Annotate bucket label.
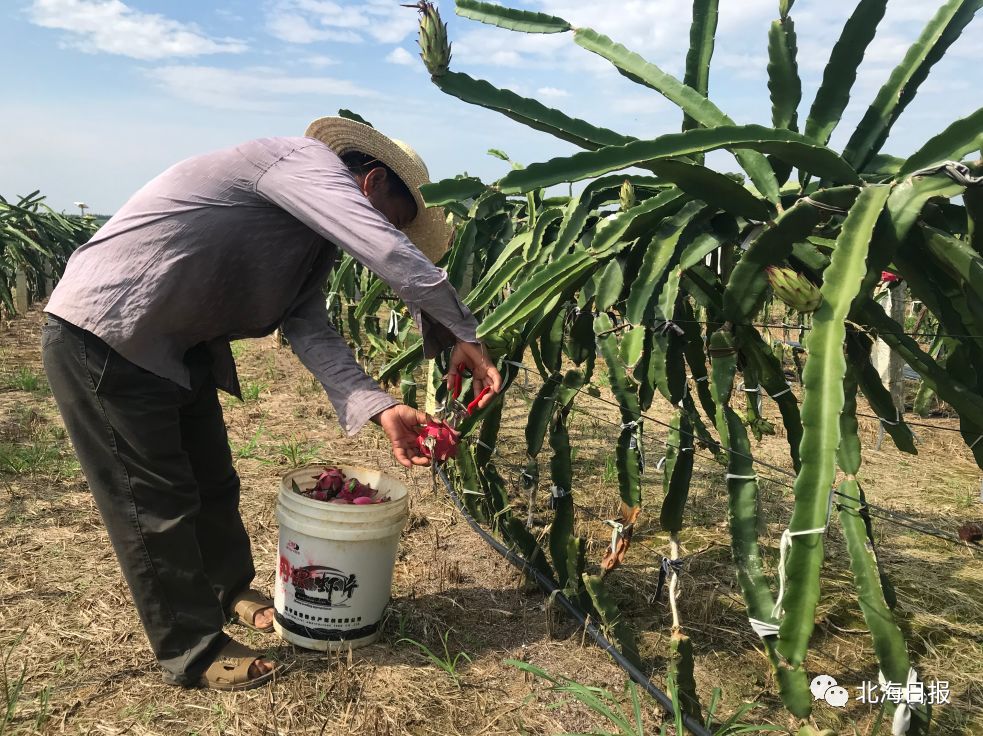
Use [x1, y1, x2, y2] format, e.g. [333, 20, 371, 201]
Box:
[280, 558, 358, 608]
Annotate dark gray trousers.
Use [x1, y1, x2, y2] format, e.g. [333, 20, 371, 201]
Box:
[41, 315, 255, 685]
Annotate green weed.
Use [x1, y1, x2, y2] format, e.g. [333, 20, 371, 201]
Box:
[703, 686, 784, 735]
[602, 455, 617, 484]
[508, 658, 644, 736]
[398, 630, 472, 687]
[239, 381, 267, 403]
[0, 441, 61, 477]
[1, 633, 28, 734]
[32, 686, 51, 733]
[272, 436, 321, 468]
[233, 423, 265, 460]
[4, 367, 46, 393]
[264, 356, 280, 382]
[508, 660, 781, 736]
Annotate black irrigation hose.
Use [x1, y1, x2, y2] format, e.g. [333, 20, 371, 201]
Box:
[435, 466, 713, 736]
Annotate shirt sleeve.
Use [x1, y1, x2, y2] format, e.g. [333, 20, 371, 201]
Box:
[280, 289, 399, 435]
[255, 142, 479, 357]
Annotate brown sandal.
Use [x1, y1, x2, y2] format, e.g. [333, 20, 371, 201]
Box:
[199, 640, 276, 691]
[230, 589, 275, 633]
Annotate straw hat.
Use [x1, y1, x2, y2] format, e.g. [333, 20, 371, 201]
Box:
[305, 116, 453, 263]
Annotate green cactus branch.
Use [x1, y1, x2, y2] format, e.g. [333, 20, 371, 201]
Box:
[496, 124, 861, 194]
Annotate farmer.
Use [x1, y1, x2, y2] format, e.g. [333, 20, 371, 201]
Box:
[41, 117, 502, 691]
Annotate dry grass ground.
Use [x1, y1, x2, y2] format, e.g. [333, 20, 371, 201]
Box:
[1, 306, 981, 735]
[0, 307, 652, 736]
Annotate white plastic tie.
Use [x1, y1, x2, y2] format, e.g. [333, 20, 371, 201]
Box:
[475, 439, 497, 455]
[910, 160, 983, 186]
[878, 668, 919, 736]
[550, 484, 569, 499]
[400, 378, 416, 386]
[748, 618, 780, 638]
[879, 408, 901, 427]
[772, 491, 835, 619]
[604, 520, 624, 555]
[969, 435, 983, 450]
[461, 488, 483, 496]
[656, 456, 668, 472]
[620, 420, 639, 431]
[694, 375, 709, 383]
[769, 384, 793, 399]
[725, 473, 757, 480]
[387, 309, 400, 335]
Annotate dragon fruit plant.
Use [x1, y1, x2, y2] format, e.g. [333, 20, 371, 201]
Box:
[324, 0, 982, 729]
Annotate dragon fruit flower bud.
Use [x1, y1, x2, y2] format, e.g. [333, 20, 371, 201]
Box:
[766, 266, 822, 314]
[414, 1, 451, 78]
[619, 179, 636, 211]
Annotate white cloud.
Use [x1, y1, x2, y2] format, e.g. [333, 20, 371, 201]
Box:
[27, 0, 247, 60]
[537, 86, 568, 98]
[267, 12, 361, 44]
[303, 54, 338, 68]
[266, 0, 419, 45]
[713, 52, 769, 81]
[147, 65, 377, 111]
[386, 47, 416, 66]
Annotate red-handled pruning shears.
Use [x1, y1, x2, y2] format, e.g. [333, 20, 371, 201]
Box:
[438, 363, 491, 429]
[416, 364, 492, 466]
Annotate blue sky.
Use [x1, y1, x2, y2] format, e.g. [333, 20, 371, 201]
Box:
[1, 0, 979, 214]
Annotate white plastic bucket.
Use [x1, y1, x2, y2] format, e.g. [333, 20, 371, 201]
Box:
[273, 464, 409, 651]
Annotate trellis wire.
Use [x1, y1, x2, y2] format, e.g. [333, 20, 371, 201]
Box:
[503, 370, 976, 549]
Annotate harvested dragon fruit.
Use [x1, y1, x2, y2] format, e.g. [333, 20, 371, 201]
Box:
[416, 419, 458, 462]
[294, 467, 390, 504]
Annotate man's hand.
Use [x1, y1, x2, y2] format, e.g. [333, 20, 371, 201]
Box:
[372, 404, 438, 468]
[447, 341, 503, 410]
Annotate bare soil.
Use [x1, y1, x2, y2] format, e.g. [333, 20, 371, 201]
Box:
[1, 306, 981, 735]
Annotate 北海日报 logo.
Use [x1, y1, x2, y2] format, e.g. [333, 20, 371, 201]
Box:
[811, 675, 850, 707]
[811, 673, 950, 708]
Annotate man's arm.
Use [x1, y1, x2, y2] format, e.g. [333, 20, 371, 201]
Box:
[280, 290, 398, 435]
[255, 143, 478, 357]
[282, 291, 437, 467]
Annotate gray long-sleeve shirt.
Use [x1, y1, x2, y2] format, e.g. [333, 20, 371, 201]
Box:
[46, 136, 479, 434]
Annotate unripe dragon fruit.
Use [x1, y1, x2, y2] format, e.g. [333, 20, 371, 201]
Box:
[766, 266, 823, 314]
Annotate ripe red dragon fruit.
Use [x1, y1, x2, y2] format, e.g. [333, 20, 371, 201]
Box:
[416, 419, 459, 462]
[295, 467, 391, 504]
[314, 467, 346, 493]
